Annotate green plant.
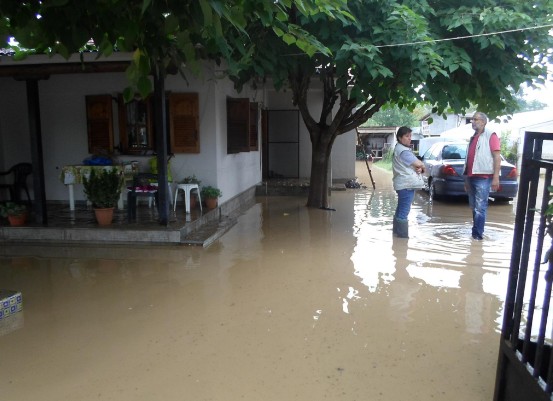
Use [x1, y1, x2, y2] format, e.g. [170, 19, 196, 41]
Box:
[82, 168, 123, 208]
[181, 174, 201, 186]
[201, 185, 222, 199]
[0, 202, 27, 217]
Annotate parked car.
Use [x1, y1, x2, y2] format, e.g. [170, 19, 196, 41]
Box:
[419, 141, 518, 200]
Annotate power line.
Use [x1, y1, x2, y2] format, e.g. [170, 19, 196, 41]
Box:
[375, 24, 553, 48]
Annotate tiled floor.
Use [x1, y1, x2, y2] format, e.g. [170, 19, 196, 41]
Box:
[0, 200, 216, 245]
[39, 201, 202, 229]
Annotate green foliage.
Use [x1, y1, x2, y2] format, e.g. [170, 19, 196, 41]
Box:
[0, 202, 27, 217]
[180, 175, 201, 186]
[364, 104, 419, 127]
[226, 1, 553, 207]
[82, 168, 123, 208]
[201, 185, 222, 199]
[375, 147, 394, 171]
[500, 130, 518, 164]
[2, 0, 552, 208]
[0, 0, 349, 99]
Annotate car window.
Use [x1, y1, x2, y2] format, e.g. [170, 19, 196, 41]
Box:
[422, 146, 435, 160]
[429, 144, 442, 160]
[442, 144, 467, 159]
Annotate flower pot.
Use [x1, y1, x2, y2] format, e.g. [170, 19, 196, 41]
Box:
[188, 194, 197, 209]
[205, 197, 218, 210]
[94, 207, 115, 226]
[8, 214, 26, 227]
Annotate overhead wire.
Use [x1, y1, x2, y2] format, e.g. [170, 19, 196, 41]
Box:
[374, 24, 553, 48]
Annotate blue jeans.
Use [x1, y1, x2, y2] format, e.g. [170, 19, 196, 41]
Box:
[465, 177, 492, 238]
[395, 189, 415, 220]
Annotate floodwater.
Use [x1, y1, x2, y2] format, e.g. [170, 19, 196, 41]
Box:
[0, 162, 517, 401]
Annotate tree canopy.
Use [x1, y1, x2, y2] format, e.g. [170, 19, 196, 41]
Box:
[0, 0, 345, 100]
[226, 0, 553, 206]
[2, 1, 552, 208]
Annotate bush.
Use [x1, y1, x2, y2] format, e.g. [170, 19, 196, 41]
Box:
[82, 168, 123, 208]
[201, 185, 222, 199]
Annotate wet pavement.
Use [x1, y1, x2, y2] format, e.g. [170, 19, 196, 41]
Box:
[0, 162, 516, 400]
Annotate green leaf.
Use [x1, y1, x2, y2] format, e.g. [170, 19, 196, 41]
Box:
[164, 14, 179, 35]
[137, 76, 152, 98]
[122, 87, 134, 103]
[199, 0, 212, 26]
[282, 33, 296, 45]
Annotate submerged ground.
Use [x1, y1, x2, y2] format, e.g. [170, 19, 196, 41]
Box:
[0, 164, 517, 400]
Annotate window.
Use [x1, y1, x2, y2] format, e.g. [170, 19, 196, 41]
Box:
[118, 95, 154, 154]
[249, 102, 259, 151]
[86, 92, 200, 155]
[85, 95, 114, 154]
[227, 97, 259, 154]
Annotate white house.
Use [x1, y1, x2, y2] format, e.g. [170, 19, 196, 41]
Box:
[0, 52, 355, 214]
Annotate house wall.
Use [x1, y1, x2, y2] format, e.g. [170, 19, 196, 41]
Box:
[424, 114, 463, 136]
[0, 66, 262, 205]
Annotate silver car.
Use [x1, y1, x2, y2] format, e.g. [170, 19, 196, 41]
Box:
[419, 141, 519, 201]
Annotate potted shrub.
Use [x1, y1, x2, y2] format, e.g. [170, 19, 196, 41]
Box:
[82, 168, 123, 225]
[0, 202, 28, 226]
[180, 175, 202, 208]
[201, 185, 222, 209]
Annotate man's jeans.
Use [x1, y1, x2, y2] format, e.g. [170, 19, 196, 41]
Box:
[395, 189, 415, 220]
[465, 177, 492, 239]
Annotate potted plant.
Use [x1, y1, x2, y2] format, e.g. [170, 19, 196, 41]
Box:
[180, 175, 202, 208]
[201, 185, 222, 209]
[82, 168, 123, 225]
[0, 202, 28, 226]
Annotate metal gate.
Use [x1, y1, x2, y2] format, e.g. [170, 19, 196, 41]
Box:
[494, 129, 553, 401]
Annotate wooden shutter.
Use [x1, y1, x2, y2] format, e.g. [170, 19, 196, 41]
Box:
[169, 93, 200, 153]
[249, 102, 259, 151]
[227, 97, 250, 154]
[86, 95, 113, 153]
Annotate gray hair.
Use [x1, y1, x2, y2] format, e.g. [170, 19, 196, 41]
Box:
[474, 111, 488, 124]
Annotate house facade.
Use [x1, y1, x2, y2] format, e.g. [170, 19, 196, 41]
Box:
[0, 53, 355, 210]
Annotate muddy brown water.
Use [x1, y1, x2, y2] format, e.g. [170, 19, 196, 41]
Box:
[0, 162, 518, 400]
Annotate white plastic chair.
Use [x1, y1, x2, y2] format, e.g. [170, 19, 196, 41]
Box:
[173, 183, 202, 214]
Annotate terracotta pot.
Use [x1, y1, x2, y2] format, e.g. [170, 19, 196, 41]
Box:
[94, 207, 114, 226]
[8, 214, 26, 227]
[205, 197, 218, 209]
[188, 194, 197, 209]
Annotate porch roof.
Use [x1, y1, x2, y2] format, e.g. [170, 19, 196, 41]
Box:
[0, 52, 132, 77]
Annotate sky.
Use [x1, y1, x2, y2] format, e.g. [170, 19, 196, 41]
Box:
[523, 81, 553, 107]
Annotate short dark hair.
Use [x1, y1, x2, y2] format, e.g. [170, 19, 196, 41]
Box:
[396, 126, 412, 142]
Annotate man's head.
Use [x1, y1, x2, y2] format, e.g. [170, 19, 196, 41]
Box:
[471, 112, 488, 133]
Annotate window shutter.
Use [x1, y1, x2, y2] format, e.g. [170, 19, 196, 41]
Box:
[169, 93, 200, 153]
[86, 95, 113, 153]
[249, 102, 259, 151]
[227, 97, 250, 154]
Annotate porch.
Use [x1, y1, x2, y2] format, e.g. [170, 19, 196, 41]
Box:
[0, 187, 257, 246]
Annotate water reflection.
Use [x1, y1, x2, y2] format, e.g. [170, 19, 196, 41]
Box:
[350, 182, 516, 337]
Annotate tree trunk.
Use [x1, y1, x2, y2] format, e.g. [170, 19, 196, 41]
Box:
[306, 132, 334, 209]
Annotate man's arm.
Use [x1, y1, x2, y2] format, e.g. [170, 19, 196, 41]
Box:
[411, 159, 425, 174]
[491, 150, 501, 191]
